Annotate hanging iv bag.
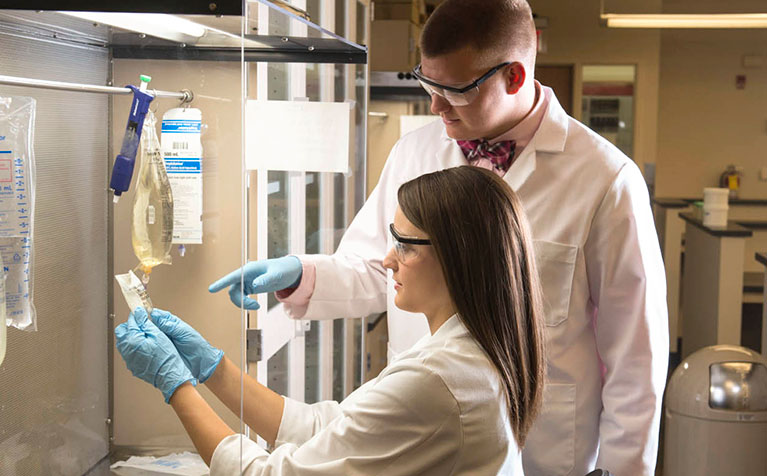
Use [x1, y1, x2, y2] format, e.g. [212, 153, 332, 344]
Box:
[0, 254, 6, 366]
[132, 110, 173, 281]
[0, 96, 37, 332]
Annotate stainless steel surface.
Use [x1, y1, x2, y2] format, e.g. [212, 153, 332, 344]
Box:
[247, 328, 262, 362]
[370, 71, 419, 87]
[709, 361, 767, 411]
[0, 29, 110, 476]
[0, 74, 193, 102]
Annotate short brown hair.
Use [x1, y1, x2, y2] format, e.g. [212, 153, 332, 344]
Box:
[398, 166, 545, 447]
[421, 0, 537, 68]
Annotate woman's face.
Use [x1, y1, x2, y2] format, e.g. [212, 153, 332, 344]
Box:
[382, 207, 454, 326]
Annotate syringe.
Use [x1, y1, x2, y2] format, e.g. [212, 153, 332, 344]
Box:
[109, 74, 154, 203]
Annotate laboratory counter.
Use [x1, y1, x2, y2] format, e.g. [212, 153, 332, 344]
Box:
[678, 212, 753, 238]
[653, 197, 767, 207]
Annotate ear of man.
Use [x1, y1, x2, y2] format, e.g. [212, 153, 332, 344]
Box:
[506, 62, 526, 95]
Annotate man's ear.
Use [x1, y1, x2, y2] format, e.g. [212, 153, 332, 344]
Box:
[506, 62, 526, 94]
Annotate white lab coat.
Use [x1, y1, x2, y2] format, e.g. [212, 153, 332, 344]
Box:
[290, 86, 668, 476]
[210, 315, 523, 475]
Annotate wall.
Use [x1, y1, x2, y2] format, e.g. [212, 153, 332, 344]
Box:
[112, 59, 246, 449]
[532, 0, 662, 171]
[534, 0, 767, 199]
[656, 24, 767, 198]
[367, 100, 413, 195]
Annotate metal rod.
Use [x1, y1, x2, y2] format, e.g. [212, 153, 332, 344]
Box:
[0, 74, 193, 102]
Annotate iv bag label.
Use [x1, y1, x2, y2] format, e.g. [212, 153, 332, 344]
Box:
[0, 150, 30, 236]
[0, 159, 11, 182]
[161, 109, 202, 245]
[0, 237, 31, 324]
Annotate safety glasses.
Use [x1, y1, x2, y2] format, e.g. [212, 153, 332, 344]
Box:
[412, 62, 511, 106]
[389, 223, 431, 262]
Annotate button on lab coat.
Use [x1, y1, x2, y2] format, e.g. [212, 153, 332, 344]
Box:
[287, 86, 669, 476]
[210, 315, 523, 475]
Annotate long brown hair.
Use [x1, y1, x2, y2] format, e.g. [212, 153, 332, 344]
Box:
[398, 166, 545, 447]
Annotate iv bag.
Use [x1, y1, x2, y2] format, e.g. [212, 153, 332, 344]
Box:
[0, 96, 37, 331]
[0, 253, 6, 366]
[132, 110, 173, 281]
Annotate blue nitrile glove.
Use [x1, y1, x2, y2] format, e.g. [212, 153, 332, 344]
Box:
[151, 308, 224, 383]
[208, 256, 303, 311]
[115, 307, 197, 403]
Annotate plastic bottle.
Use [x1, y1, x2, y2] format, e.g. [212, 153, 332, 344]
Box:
[131, 110, 174, 282]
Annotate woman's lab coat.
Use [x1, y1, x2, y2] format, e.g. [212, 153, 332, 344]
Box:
[287, 86, 669, 476]
[210, 315, 523, 475]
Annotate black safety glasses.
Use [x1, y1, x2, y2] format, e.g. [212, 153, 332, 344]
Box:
[412, 62, 511, 106]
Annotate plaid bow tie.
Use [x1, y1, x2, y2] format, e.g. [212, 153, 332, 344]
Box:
[457, 139, 516, 174]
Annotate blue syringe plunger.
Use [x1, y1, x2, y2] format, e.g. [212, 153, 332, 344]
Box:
[109, 76, 154, 201]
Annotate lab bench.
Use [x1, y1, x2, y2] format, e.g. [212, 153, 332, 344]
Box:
[653, 198, 767, 354]
[757, 252, 767, 358]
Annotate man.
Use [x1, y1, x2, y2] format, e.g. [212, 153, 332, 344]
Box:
[210, 1, 668, 474]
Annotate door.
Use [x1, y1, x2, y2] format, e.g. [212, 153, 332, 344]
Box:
[535, 64, 574, 116]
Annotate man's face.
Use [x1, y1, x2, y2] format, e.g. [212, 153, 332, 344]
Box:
[420, 47, 518, 140]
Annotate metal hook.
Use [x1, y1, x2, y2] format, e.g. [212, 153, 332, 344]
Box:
[179, 89, 194, 107]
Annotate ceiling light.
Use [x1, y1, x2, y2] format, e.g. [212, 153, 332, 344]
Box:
[60, 12, 207, 40]
[602, 13, 767, 29]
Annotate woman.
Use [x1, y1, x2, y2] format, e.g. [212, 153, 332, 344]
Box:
[115, 166, 546, 475]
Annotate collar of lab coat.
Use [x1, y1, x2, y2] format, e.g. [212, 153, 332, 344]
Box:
[437, 85, 570, 191]
[407, 313, 469, 354]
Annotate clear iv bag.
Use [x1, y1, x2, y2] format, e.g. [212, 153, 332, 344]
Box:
[0, 253, 6, 366]
[132, 110, 173, 281]
[0, 96, 37, 331]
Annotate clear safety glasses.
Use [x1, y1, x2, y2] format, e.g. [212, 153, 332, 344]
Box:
[389, 223, 431, 262]
[412, 62, 511, 106]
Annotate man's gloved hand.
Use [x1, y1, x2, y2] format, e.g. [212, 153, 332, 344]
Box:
[115, 307, 197, 403]
[208, 256, 302, 310]
[151, 308, 224, 383]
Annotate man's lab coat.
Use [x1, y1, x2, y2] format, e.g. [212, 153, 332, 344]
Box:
[290, 87, 669, 476]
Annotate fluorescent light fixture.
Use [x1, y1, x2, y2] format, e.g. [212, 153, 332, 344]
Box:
[60, 12, 207, 41]
[602, 13, 767, 29]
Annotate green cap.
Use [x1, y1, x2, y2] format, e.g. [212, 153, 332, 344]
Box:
[140, 74, 152, 83]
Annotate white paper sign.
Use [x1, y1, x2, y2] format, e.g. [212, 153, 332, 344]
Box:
[400, 115, 440, 138]
[246, 100, 350, 173]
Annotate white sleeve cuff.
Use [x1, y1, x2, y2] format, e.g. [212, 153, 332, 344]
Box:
[275, 396, 343, 447]
[210, 434, 268, 476]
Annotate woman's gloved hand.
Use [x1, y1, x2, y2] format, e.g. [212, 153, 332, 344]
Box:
[115, 307, 197, 403]
[151, 308, 224, 383]
[208, 256, 303, 310]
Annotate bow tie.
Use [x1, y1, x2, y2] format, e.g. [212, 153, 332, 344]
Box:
[457, 139, 516, 174]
